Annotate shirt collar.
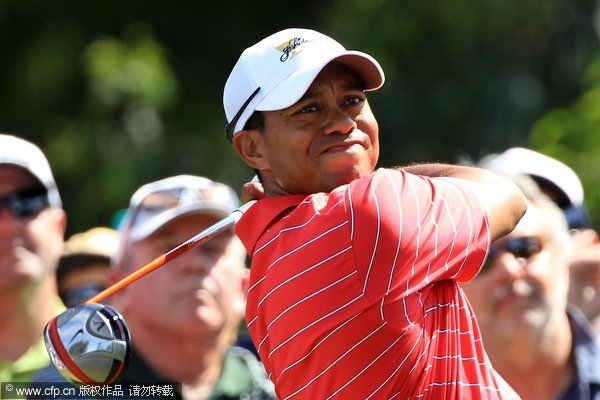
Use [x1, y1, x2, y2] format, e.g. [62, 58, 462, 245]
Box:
[235, 195, 306, 255]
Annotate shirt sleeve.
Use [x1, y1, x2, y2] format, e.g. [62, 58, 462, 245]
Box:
[346, 168, 490, 302]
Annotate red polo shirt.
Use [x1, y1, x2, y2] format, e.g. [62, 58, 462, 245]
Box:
[236, 168, 519, 400]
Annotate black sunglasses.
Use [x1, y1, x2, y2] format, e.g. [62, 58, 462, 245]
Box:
[481, 236, 543, 272]
[0, 188, 51, 218]
[61, 284, 106, 308]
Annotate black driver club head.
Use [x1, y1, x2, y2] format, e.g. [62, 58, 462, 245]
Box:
[44, 303, 130, 385]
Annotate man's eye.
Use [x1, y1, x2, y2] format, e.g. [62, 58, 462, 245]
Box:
[345, 96, 364, 106]
[298, 105, 318, 114]
[162, 243, 178, 253]
[201, 243, 226, 256]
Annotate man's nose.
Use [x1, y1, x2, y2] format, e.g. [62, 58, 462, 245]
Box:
[323, 106, 357, 136]
[494, 252, 528, 280]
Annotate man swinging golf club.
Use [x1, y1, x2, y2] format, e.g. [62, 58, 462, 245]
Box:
[224, 27, 527, 399]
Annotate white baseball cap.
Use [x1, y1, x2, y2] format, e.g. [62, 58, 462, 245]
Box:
[223, 28, 385, 140]
[0, 133, 62, 208]
[113, 175, 241, 268]
[117, 175, 240, 244]
[481, 147, 591, 229]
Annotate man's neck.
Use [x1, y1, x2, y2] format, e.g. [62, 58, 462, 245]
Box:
[486, 314, 575, 400]
[130, 321, 230, 398]
[0, 278, 58, 361]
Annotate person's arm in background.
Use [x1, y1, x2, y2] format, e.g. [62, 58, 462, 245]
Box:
[401, 163, 527, 242]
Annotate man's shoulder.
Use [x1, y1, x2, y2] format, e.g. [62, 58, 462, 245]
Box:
[29, 363, 68, 383]
[4, 335, 52, 383]
[211, 346, 276, 400]
[567, 306, 600, 389]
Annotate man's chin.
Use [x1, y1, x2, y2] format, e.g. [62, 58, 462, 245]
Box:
[172, 312, 224, 336]
[492, 302, 547, 330]
[0, 272, 38, 293]
[326, 163, 373, 186]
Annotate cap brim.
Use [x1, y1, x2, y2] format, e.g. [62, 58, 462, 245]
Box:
[483, 147, 585, 207]
[0, 162, 46, 187]
[255, 50, 384, 112]
[0, 162, 62, 208]
[129, 203, 233, 242]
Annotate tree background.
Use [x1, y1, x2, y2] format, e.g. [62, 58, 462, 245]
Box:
[1, 0, 599, 235]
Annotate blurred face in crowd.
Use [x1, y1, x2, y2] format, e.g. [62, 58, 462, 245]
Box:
[116, 213, 249, 340]
[0, 165, 65, 293]
[59, 262, 109, 308]
[235, 62, 380, 195]
[462, 201, 570, 338]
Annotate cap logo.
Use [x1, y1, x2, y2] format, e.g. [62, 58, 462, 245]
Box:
[277, 37, 314, 62]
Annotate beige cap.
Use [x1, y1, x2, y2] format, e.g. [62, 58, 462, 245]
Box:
[63, 227, 120, 259]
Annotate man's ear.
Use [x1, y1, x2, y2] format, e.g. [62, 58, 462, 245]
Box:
[51, 208, 67, 236]
[232, 130, 269, 171]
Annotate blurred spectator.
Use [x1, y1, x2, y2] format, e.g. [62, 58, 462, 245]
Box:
[481, 147, 600, 335]
[569, 230, 600, 334]
[462, 174, 600, 399]
[57, 227, 119, 307]
[110, 175, 275, 399]
[0, 134, 66, 382]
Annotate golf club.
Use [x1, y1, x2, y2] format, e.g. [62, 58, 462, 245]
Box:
[44, 200, 255, 385]
[88, 199, 254, 304]
[44, 303, 130, 385]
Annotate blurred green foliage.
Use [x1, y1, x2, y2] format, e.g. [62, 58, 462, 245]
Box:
[1, 0, 599, 234]
[530, 52, 600, 228]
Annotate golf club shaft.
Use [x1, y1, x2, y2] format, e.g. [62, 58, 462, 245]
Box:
[85, 200, 255, 304]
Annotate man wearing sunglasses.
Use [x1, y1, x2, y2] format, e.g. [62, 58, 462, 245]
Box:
[461, 175, 600, 399]
[224, 28, 527, 399]
[0, 134, 67, 382]
[109, 175, 276, 399]
[482, 147, 600, 336]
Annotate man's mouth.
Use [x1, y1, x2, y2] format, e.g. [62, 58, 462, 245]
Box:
[322, 140, 364, 154]
[493, 280, 536, 310]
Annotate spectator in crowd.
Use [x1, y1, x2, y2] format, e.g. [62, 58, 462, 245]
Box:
[461, 174, 600, 399]
[224, 27, 526, 399]
[570, 242, 600, 334]
[56, 226, 119, 307]
[0, 134, 66, 382]
[481, 147, 600, 335]
[110, 175, 275, 399]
